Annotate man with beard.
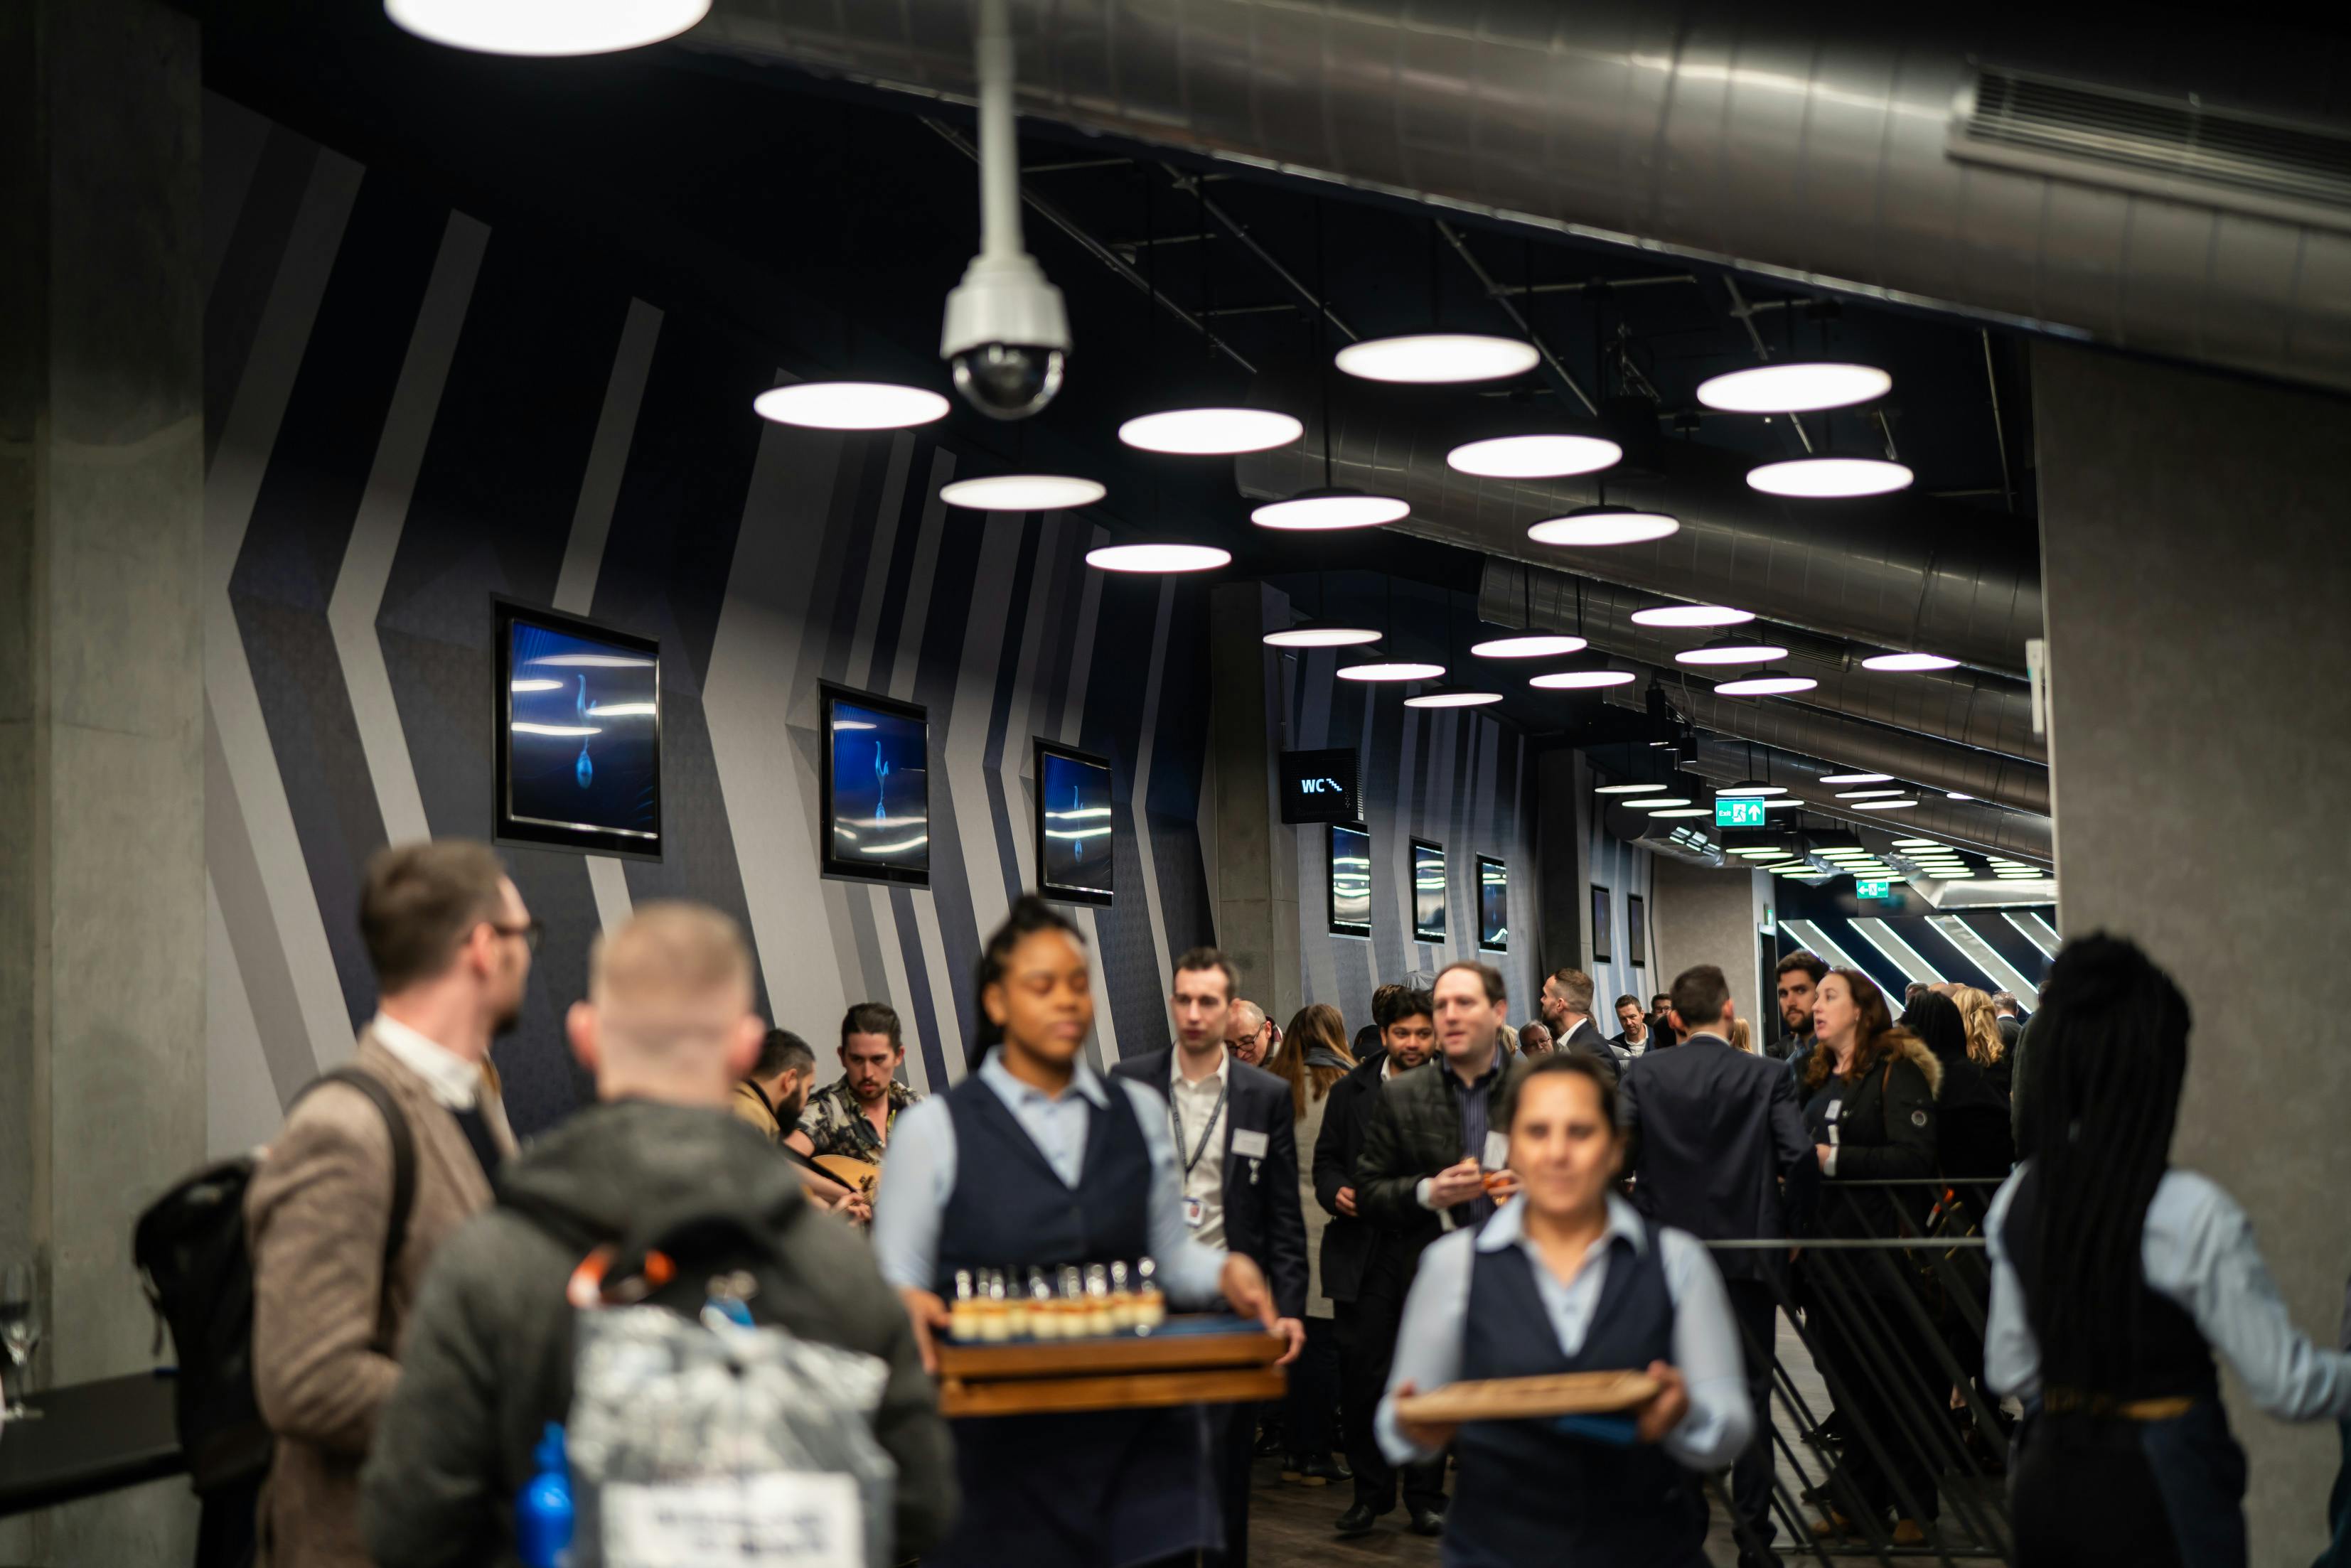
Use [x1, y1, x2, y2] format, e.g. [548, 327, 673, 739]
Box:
[791, 1002, 923, 1177]
[247, 839, 527, 1568]
[1538, 969, 1621, 1087]
[1770, 950, 1827, 1070]
[737, 1028, 868, 1219]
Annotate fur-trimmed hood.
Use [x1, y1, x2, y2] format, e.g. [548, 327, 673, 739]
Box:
[1878, 1027, 1944, 1100]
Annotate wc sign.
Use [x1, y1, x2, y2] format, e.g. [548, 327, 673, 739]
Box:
[1280, 748, 1361, 824]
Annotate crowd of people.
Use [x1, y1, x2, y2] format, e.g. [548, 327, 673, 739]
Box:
[217, 836, 2351, 1568]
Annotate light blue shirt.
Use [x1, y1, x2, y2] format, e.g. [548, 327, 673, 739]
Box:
[1376, 1193, 1753, 1472]
[871, 1048, 1228, 1306]
[1985, 1164, 2351, 1420]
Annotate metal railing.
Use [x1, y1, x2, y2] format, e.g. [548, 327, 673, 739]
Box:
[1701, 1178, 2017, 1567]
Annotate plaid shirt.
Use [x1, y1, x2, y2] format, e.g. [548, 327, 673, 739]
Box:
[796, 1076, 921, 1159]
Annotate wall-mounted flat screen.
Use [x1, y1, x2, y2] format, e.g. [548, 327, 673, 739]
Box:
[1329, 823, 1372, 938]
[1411, 839, 1447, 943]
[1478, 856, 1509, 952]
[1590, 884, 1612, 963]
[1627, 893, 1648, 967]
[1035, 739, 1114, 906]
[821, 684, 929, 886]
[495, 601, 662, 859]
[1281, 747, 1361, 825]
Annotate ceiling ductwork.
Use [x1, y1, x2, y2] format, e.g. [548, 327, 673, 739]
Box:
[692, 1, 2351, 399]
[1239, 390, 2041, 679]
[1482, 559, 2042, 766]
[1682, 739, 2053, 864]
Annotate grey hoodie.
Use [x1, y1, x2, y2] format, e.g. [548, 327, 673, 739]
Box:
[358, 1099, 955, 1568]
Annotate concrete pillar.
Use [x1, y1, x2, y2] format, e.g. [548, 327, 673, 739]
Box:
[2035, 343, 2351, 1566]
[1206, 583, 1303, 1027]
[1645, 859, 1767, 1033]
[0, 0, 205, 1557]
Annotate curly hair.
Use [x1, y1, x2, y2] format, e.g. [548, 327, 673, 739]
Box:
[1950, 985, 2005, 1066]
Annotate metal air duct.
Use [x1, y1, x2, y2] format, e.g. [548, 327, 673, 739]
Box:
[1681, 739, 2052, 863]
[691, 1, 2351, 398]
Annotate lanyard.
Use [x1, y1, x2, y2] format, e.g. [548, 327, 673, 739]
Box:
[1169, 1078, 1229, 1180]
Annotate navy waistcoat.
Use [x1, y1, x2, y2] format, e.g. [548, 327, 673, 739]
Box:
[934, 1070, 1154, 1294]
[1448, 1222, 1706, 1568]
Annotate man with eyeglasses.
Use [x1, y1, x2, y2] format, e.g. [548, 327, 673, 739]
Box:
[246, 838, 528, 1568]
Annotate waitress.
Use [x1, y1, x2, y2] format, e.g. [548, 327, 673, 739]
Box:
[1377, 1053, 1750, 1567]
[1987, 935, 2351, 1568]
[872, 894, 1278, 1568]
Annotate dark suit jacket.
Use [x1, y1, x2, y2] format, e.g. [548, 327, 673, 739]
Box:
[1357, 1054, 1528, 1266]
[1111, 1046, 1309, 1320]
[1311, 1051, 1386, 1303]
[1618, 1032, 1817, 1283]
[1558, 1016, 1622, 1086]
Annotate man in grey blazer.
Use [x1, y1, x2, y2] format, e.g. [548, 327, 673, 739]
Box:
[245, 839, 527, 1568]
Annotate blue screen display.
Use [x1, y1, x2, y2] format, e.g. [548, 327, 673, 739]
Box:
[506, 621, 658, 841]
[1413, 842, 1446, 942]
[830, 700, 928, 876]
[1479, 858, 1509, 950]
[1039, 750, 1114, 898]
[1330, 825, 1372, 935]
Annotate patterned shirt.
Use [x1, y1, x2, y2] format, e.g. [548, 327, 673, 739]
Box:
[797, 1075, 921, 1160]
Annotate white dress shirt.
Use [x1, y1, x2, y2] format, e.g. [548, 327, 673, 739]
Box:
[1377, 1192, 1752, 1473]
[369, 1011, 485, 1111]
[1169, 1047, 1232, 1248]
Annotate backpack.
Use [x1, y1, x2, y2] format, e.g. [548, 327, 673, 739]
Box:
[133, 1069, 416, 1493]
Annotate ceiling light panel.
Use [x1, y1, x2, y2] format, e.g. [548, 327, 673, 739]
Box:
[1715, 676, 1819, 696]
[1335, 333, 1541, 384]
[1120, 408, 1304, 455]
[1251, 491, 1411, 530]
[1747, 457, 1915, 498]
[1675, 643, 1789, 665]
[1263, 625, 1381, 648]
[1631, 603, 1755, 628]
[754, 382, 948, 430]
[387, 0, 710, 54]
[1527, 508, 1681, 547]
[1530, 670, 1637, 689]
[1696, 362, 1893, 414]
[1403, 689, 1504, 707]
[1472, 634, 1588, 658]
[1447, 434, 1622, 478]
[1822, 773, 1895, 785]
[943, 474, 1106, 511]
[1863, 651, 1961, 672]
[1086, 544, 1231, 574]
[1337, 661, 1447, 682]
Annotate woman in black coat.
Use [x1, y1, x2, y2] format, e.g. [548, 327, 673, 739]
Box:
[1902, 992, 2016, 1207]
[1798, 967, 1944, 1545]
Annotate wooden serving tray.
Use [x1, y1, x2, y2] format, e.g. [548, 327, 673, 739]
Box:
[938, 1315, 1286, 1419]
[1392, 1370, 1659, 1424]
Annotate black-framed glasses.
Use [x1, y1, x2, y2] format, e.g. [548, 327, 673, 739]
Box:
[488, 918, 544, 954]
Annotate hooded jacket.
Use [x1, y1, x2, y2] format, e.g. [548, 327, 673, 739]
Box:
[358, 1100, 955, 1568]
[1798, 1028, 1943, 1242]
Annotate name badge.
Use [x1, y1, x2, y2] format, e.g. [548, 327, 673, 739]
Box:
[1231, 1128, 1269, 1160]
[1483, 1131, 1511, 1170]
[1183, 1194, 1206, 1229]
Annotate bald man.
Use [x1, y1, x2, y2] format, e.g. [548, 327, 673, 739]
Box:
[1228, 999, 1273, 1067]
[361, 902, 956, 1567]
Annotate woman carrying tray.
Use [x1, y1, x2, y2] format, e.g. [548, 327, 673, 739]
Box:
[1378, 1053, 1750, 1567]
[873, 894, 1280, 1568]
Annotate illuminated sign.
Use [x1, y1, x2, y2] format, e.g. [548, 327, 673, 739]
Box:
[1855, 879, 1893, 900]
[1715, 798, 1768, 828]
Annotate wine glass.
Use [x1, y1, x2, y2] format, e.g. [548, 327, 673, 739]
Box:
[1, 1263, 43, 1422]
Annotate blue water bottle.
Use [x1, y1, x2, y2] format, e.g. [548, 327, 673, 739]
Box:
[517, 1422, 574, 1568]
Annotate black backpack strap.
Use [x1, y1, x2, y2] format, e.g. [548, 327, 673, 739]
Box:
[299, 1068, 417, 1284]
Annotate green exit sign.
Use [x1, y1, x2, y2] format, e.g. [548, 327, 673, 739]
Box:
[1715, 798, 1768, 827]
[1856, 879, 1893, 900]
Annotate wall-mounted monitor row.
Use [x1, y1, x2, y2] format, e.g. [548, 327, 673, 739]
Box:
[1324, 825, 1506, 952]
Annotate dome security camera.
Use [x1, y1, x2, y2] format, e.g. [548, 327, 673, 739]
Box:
[941, 250, 1069, 420]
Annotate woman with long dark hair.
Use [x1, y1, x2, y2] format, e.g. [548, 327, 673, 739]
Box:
[871, 895, 1280, 1567]
[1378, 1053, 1750, 1567]
[1271, 1003, 1355, 1483]
[1987, 935, 2351, 1567]
[1799, 967, 1946, 1545]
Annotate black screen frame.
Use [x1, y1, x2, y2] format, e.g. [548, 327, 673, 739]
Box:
[1327, 822, 1373, 939]
[1627, 893, 1648, 967]
[1590, 884, 1612, 963]
[492, 598, 665, 861]
[1410, 837, 1447, 944]
[819, 681, 931, 888]
[1032, 737, 1115, 908]
[1477, 854, 1509, 952]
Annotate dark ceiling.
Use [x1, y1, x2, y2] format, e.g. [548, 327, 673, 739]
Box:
[189, 1, 2041, 751]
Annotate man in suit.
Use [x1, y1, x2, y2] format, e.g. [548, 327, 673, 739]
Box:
[246, 839, 526, 1568]
[1538, 967, 1622, 1087]
[1316, 986, 1445, 1538]
[1112, 947, 1306, 1567]
[1619, 962, 1819, 1568]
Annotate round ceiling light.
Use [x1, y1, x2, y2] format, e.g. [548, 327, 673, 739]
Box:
[1528, 505, 1681, 547]
[943, 474, 1107, 511]
[1674, 642, 1789, 666]
[386, 0, 710, 53]
[1852, 798, 1921, 811]
[1714, 675, 1819, 696]
[1648, 807, 1714, 819]
[1717, 783, 1789, 797]
[1334, 333, 1541, 385]
[1632, 603, 1755, 628]
[1696, 362, 1893, 414]
[1404, 689, 1504, 708]
[1473, 633, 1590, 659]
[1632, 798, 1694, 810]
[1085, 543, 1231, 574]
[1762, 796, 1805, 809]
[1594, 781, 1668, 795]
[1732, 847, 1790, 858]
[1338, 660, 1447, 682]
[1946, 791, 1975, 801]
[753, 381, 949, 431]
[1263, 623, 1382, 648]
[1863, 650, 1962, 672]
[1447, 434, 1622, 478]
[1747, 456, 1915, 498]
[1836, 788, 1908, 799]
[1251, 488, 1410, 530]
[1530, 669, 1637, 689]
[1119, 407, 1303, 456]
[1821, 772, 1893, 785]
